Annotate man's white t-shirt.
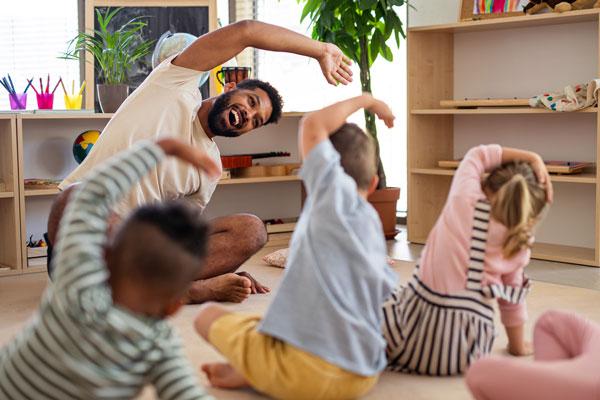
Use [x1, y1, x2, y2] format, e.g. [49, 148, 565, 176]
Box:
[60, 55, 221, 218]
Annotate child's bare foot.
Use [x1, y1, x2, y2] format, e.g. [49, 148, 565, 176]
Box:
[202, 363, 249, 389]
[187, 274, 252, 303]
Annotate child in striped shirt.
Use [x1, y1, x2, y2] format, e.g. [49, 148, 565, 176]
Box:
[0, 139, 220, 399]
[383, 145, 551, 375]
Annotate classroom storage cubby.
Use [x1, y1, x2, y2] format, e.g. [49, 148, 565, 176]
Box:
[408, 9, 600, 267]
[0, 110, 304, 276]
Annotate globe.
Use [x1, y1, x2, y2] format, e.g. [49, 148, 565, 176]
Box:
[152, 31, 209, 86]
[73, 130, 100, 164]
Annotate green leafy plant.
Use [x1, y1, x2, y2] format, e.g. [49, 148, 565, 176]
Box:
[298, 0, 407, 188]
[61, 8, 154, 85]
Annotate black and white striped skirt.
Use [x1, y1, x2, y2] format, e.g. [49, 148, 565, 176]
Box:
[382, 274, 496, 376]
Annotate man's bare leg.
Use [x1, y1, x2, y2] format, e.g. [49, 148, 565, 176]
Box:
[194, 304, 250, 389]
[48, 192, 267, 303]
[187, 213, 269, 303]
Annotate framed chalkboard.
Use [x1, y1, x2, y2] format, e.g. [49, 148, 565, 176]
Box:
[84, 0, 217, 110]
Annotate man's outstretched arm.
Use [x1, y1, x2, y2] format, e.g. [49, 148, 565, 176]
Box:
[173, 20, 353, 86]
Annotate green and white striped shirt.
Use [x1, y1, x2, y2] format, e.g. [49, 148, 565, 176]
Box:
[0, 141, 212, 400]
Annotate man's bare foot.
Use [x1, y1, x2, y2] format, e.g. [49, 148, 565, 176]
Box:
[187, 274, 252, 303]
[202, 363, 249, 389]
[236, 271, 270, 294]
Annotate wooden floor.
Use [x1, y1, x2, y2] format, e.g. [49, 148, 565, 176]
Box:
[1, 234, 599, 399]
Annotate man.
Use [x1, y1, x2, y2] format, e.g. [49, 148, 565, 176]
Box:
[50, 19, 353, 303]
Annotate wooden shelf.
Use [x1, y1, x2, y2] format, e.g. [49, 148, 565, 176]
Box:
[266, 222, 297, 234]
[409, 8, 600, 33]
[24, 188, 61, 197]
[412, 108, 598, 115]
[218, 175, 300, 185]
[411, 168, 597, 184]
[0, 192, 14, 199]
[411, 168, 456, 177]
[19, 112, 114, 120]
[532, 243, 596, 267]
[15, 112, 302, 120]
[21, 177, 301, 193]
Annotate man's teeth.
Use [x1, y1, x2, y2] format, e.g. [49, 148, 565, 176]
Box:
[232, 109, 240, 126]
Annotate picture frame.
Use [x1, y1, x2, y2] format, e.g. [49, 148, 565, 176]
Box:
[84, 0, 217, 110]
[459, 0, 528, 21]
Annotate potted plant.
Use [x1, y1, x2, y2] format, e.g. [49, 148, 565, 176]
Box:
[61, 7, 154, 113]
[298, 0, 407, 238]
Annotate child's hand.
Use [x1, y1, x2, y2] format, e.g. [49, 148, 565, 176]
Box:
[530, 154, 553, 204]
[157, 138, 221, 179]
[507, 340, 533, 357]
[367, 97, 395, 128]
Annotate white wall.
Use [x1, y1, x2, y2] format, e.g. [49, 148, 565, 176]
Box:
[408, 0, 460, 27]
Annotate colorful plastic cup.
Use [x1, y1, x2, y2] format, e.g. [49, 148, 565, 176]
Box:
[8, 93, 27, 110]
[64, 94, 82, 110]
[36, 93, 54, 110]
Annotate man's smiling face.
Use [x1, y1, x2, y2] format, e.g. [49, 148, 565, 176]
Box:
[207, 87, 273, 137]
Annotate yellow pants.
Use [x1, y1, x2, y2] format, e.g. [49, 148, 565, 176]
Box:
[209, 313, 378, 400]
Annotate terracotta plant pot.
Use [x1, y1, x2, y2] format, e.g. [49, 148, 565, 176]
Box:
[368, 187, 401, 240]
[97, 84, 129, 113]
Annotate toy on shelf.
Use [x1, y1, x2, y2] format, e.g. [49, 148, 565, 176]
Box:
[26, 235, 48, 267]
[530, 79, 600, 111]
[438, 159, 593, 174]
[73, 129, 100, 164]
[24, 178, 61, 190]
[523, 0, 599, 14]
[0, 181, 5, 192]
[220, 152, 291, 169]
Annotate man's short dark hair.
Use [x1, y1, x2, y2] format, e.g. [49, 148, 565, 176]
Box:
[236, 79, 283, 125]
[329, 123, 377, 190]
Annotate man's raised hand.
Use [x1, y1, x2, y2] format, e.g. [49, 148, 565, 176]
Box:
[318, 43, 353, 86]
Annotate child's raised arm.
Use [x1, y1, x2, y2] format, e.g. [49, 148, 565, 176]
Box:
[298, 93, 395, 159]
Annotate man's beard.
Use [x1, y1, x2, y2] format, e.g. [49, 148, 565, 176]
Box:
[207, 91, 240, 138]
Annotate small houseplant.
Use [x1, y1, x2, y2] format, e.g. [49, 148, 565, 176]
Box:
[298, 0, 407, 238]
[61, 7, 154, 113]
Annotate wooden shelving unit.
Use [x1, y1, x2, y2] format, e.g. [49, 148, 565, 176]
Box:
[0, 115, 21, 275]
[408, 9, 600, 267]
[0, 111, 303, 275]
